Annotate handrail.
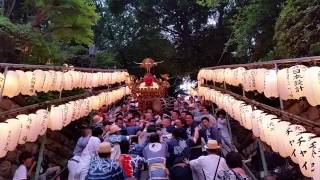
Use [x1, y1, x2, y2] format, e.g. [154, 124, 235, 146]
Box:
[0, 63, 127, 72]
[202, 56, 320, 69]
[202, 84, 320, 135]
[0, 85, 126, 120]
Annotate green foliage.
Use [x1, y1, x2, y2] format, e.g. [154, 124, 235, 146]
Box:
[197, 0, 227, 8]
[0, 15, 17, 32]
[274, 0, 320, 57]
[26, 0, 99, 45]
[95, 51, 118, 68]
[227, 0, 284, 60]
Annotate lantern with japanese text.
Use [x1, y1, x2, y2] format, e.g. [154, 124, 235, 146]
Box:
[28, 114, 42, 142]
[5, 118, 21, 151]
[288, 65, 307, 99]
[36, 109, 49, 135]
[33, 70, 46, 92]
[17, 114, 31, 144]
[277, 68, 294, 100]
[284, 125, 306, 158]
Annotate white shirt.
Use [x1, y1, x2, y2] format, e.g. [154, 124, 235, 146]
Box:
[81, 136, 101, 157]
[190, 154, 229, 180]
[13, 165, 27, 180]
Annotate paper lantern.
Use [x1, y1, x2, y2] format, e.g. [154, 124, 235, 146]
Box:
[241, 105, 253, 130]
[48, 106, 63, 131]
[289, 133, 315, 164]
[16, 114, 32, 144]
[304, 67, 320, 106]
[5, 118, 21, 151]
[277, 68, 294, 100]
[251, 110, 264, 137]
[294, 134, 317, 177]
[36, 109, 49, 135]
[85, 73, 93, 88]
[276, 121, 291, 157]
[53, 71, 63, 91]
[288, 65, 307, 99]
[2, 71, 20, 98]
[0, 123, 9, 158]
[284, 125, 306, 158]
[261, 114, 277, 145]
[63, 71, 73, 90]
[33, 70, 46, 92]
[255, 68, 267, 93]
[28, 114, 42, 142]
[243, 70, 256, 92]
[43, 71, 54, 93]
[268, 118, 281, 152]
[58, 104, 70, 127]
[310, 138, 320, 180]
[264, 69, 278, 98]
[20, 71, 36, 96]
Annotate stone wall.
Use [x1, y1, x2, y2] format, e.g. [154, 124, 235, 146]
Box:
[0, 130, 75, 180]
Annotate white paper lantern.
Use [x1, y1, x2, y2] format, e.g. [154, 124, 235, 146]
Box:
[16, 114, 31, 144]
[264, 69, 278, 98]
[276, 121, 291, 157]
[20, 71, 36, 96]
[303, 67, 320, 106]
[294, 134, 317, 177]
[277, 68, 294, 100]
[251, 110, 263, 137]
[33, 70, 46, 92]
[261, 114, 277, 145]
[255, 68, 267, 93]
[288, 65, 307, 99]
[243, 70, 256, 92]
[5, 118, 21, 151]
[310, 138, 320, 180]
[0, 123, 9, 158]
[48, 106, 63, 131]
[268, 118, 281, 152]
[284, 125, 306, 158]
[289, 133, 315, 164]
[28, 114, 42, 142]
[2, 71, 20, 98]
[43, 71, 54, 93]
[63, 71, 73, 90]
[53, 71, 63, 91]
[58, 104, 70, 127]
[36, 109, 49, 135]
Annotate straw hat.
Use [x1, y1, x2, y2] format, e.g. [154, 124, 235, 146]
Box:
[97, 142, 112, 153]
[109, 124, 121, 134]
[206, 140, 220, 150]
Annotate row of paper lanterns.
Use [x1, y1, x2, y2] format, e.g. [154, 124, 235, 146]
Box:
[0, 70, 129, 98]
[198, 65, 320, 106]
[0, 86, 130, 158]
[199, 86, 320, 179]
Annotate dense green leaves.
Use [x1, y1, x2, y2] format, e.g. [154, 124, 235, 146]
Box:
[274, 0, 320, 57]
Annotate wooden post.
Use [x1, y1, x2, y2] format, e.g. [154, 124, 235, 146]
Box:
[274, 63, 284, 110]
[34, 134, 47, 180]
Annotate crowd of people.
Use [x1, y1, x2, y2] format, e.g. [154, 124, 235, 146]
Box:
[13, 96, 252, 180]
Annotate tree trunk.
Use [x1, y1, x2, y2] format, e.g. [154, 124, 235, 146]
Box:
[5, 0, 16, 18]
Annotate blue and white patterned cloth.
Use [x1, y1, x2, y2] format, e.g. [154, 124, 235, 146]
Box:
[86, 156, 124, 180]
